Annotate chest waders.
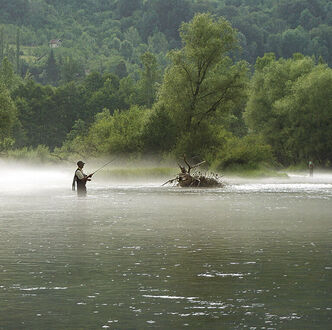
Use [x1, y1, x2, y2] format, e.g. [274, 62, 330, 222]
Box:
[72, 169, 87, 196]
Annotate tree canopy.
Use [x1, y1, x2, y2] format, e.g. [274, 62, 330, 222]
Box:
[245, 53, 332, 165]
[0, 0, 331, 88]
[0, 5, 331, 170]
[156, 13, 248, 156]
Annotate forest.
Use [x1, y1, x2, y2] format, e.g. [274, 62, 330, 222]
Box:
[0, 0, 332, 171]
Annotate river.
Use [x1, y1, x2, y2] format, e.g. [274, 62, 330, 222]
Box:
[0, 164, 331, 329]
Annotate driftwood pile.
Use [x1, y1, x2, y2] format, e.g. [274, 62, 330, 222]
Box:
[163, 156, 224, 188]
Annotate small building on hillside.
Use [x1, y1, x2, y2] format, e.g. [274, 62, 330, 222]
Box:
[49, 39, 62, 48]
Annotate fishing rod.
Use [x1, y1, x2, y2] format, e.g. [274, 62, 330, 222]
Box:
[90, 158, 117, 176]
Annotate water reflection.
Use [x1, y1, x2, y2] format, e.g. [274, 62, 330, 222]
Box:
[0, 165, 331, 328]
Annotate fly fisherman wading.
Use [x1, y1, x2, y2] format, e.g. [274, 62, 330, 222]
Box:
[72, 161, 93, 196]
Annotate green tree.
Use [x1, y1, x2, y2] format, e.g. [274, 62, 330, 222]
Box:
[110, 37, 121, 51]
[157, 13, 248, 155]
[83, 72, 104, 93]
[52, 82, 85, 133]
[0, 57, 18, 90]
[276, 0, 309, 27]
[152, 0, 193, 40]
[116, 0, 141, 17]
[120, 40, 133, 59]
[46, 49, 59, 85]
[274, 65, 332, 164]
[75, 106, 149, 156]
[124, 27, 142, 47]
[16, 28, 20, 74]
[59, 56, 84, 83]
[118, 75, 139, 107]
[0, 0, 30, 24]
[299, 9, 318, 30]
[281, 27, 309, 57]
[147, 31, 169, 54]
[139, 10, 159, 41]
[141, 103, 177, 153]
[13, 80, 56, 148]
[84, 73, 129, 117]
[113, 60, 127, 78]
[0, 26, 4, 63]
[309, 24, 332, 65]
[0, 83, 17, 142]
[211, 134, 274, 171]
[244, 53, 323, 165]
[137, 52, 160, 107]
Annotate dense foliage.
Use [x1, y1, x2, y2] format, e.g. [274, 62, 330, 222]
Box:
[0, 0, 331, 85]
[245, 53, 332, 165]
[155, 14, 248, 158]
[0, 2, 331, 170]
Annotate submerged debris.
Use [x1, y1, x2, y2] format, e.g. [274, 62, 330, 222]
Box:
[163, 156, 224, 188]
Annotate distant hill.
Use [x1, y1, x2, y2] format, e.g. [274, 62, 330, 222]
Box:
[0, 0, 331, 84]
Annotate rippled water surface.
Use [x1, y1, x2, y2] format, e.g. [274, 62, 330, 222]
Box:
[0, 166, 331, 329]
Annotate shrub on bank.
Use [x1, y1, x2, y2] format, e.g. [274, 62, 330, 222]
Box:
[5, 145, 56, 163]
[211, 135, 274, 171]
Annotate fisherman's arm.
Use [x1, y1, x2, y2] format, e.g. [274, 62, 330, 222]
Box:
[82, 174, 93, 182]
[76, 170, 93, 182]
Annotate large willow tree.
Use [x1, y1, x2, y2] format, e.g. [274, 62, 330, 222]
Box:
[156, 13, 248, 155]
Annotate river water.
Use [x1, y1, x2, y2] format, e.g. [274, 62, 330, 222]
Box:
[0, 165, 331, 329]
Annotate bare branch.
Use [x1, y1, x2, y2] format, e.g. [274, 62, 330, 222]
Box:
[195, 81, 244, 127]
[179, 62, 194, 96]
[183, 154, 192, 173]
[162, 177, 178, 186]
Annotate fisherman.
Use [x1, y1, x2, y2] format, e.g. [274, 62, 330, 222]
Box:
[308, 160, 314, 177]
[72, 161, 93, 196]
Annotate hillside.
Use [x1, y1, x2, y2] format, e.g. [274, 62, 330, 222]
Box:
[1, 2, 332, 170]
[0, 0, 331, 85]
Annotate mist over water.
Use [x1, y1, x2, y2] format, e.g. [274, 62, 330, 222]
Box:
[0, 162, 331, 329]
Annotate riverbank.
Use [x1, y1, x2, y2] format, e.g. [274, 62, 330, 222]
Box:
[0, 156, 287, 180]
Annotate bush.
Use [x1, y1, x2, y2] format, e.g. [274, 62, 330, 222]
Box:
[141, 104, 177, 153]
[5, 145, 55, 163]
[211, 135, 274, 171]
[73, 106, 150, 156]
[0, 138, 15, 152]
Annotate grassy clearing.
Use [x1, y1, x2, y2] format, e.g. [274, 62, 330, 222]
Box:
[20, 46, 38, 63]
[284, 163, 309, 172]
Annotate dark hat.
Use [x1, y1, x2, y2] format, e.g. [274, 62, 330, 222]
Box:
[77, 160, 85, 167]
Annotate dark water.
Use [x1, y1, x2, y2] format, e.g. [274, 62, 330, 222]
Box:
[0, 167, 331, 329]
